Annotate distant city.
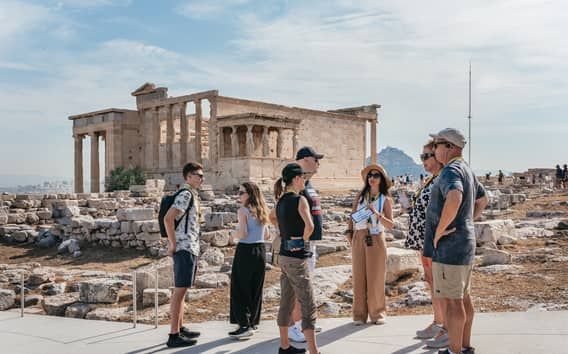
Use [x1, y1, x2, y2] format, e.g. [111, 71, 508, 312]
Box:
[0, 180, 73, 194]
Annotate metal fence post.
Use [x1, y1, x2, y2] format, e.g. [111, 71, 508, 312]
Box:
[20, 272, 24, 318]
[132, 271, 137, 328]
[154, 267, 159, 329]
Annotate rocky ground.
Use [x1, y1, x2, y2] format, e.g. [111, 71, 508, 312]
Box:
[1, 186, 567, 326]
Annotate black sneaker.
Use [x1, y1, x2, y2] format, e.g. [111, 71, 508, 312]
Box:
[438, 350, 451, 354]
[180, 326, 201, 339]
[461, 347, 475, 354]
[278, 345, 307, 354]
[167, 333, 197, 348]
[229, 325, 254, 339]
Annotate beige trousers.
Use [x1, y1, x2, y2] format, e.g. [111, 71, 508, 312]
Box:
[351, 229, 387, 322]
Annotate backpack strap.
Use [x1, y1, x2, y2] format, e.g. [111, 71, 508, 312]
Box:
[173, 188, 193, 231]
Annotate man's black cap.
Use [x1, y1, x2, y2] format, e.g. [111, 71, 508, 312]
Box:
[295, 146, 324, 161]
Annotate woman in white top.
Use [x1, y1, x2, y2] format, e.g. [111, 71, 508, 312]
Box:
[346, 164, 394, 325]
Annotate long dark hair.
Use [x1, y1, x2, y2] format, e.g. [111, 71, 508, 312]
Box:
[358, 169, 390, 204]
[242, 182, 269, 225]
[273, 177, 293, 201]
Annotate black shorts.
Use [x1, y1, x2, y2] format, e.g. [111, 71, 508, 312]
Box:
[173, 250, 197, 288]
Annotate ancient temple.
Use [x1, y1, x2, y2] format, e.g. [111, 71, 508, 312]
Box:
[69, 82, 380, 192]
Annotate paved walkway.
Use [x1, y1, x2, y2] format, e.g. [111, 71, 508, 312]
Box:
[1, 310, 567, 353]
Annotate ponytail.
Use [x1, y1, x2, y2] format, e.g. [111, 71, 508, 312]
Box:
[274, 177, 284, 200]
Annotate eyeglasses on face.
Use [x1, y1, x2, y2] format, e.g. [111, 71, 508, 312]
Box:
[433, 141, 452, 149]
[238, 190, 247, 196]
[367, 173, 382, 179]
[420, 152, 435, 161]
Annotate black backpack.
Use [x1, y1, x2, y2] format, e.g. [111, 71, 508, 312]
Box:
[158, 189, 194, 238]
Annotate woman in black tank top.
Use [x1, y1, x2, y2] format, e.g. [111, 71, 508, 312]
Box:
[269, 163, 320, 354]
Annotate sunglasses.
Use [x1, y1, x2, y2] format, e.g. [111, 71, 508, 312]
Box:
[367, 173, 382, 179]
[238, 190, 247, 195]
[191, 173, 204, 179]
[420, 152, 435, 161]
[433, 141, 452, 149]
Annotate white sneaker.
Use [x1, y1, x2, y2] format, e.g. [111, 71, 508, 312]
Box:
[288, 326, 306, 343]
[315, 325, 322, 333]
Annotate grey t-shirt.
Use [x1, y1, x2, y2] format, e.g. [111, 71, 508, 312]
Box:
[423, 158, 486, 265]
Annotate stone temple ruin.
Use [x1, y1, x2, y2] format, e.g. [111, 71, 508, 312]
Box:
[70, 83, 381, 192]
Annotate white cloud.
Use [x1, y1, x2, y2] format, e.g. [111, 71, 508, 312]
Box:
[176, 0, 250, 19]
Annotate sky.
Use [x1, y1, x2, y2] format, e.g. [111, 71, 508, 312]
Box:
[1, 0, 567, 181]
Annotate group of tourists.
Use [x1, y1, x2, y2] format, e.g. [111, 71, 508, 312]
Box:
[555, 164, 568, 189]
[161, 127, 488, 354]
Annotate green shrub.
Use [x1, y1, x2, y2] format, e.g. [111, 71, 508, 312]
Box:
[106, 166, 146, 192]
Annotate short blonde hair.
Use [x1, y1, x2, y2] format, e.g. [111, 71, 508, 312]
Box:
[423, 139, 435, 150]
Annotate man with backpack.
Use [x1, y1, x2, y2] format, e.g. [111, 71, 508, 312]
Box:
[161, 162, 204, 348]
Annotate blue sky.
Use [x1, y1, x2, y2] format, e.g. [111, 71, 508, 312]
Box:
[1, 0, 567, 180]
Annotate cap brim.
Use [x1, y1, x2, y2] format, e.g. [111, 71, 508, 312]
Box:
[315, 154, 324, 159]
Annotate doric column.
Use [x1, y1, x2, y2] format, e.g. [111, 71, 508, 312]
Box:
[90, 132, 100, 193]
[370, 118, 377, 164]
[195, 99, 202, 163]
[166, 105, 174, 169]
[276, 128, 283, 158]
[179, 102, 188, 166]
[262, 127, 269, 157]
[74, 134, 84, 193]
[246, 125, 254, 156]
[231, 126, 239, 157]
[152, 107, 160, 170]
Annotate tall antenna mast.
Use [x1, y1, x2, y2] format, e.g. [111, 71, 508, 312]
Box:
[468, 61, 472, 167]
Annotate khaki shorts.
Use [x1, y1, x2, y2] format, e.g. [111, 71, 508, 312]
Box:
[432, 262, 473, 299]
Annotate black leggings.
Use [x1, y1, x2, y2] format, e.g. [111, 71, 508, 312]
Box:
[230, 243, 266, 327]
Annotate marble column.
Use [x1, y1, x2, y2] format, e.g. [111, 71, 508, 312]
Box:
[231, 126, 239, 157]
[209, 97, 218, 164]
[246, 125, 254, 156]
[166, 105, 174, 169]
[74, 134, 84, 193]
[152, 107, 160, 170]
[292, 128, 299, 158]
[90, 132, 100, 193]
[179, 102, 188, 166]
[195, 99, 203, 163]
[370, 118, 377, 164]
[276, 128, 283, 158]
[261, 127, 270, 157]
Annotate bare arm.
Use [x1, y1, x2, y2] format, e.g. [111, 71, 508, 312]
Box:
[269, 208, 278, 227]
[264, 226, 271, 240]
[378, 197, 395, 230]
[345, 193, 360, 244]
[298, 196, 315, 241]
[165, 207, 183, 255]
[434, 190, 462, 248]
[233, 207, 248, 240]
[474, 195, 488, 220]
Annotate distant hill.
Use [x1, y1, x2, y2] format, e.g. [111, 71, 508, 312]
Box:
[367, 146, 425, 179]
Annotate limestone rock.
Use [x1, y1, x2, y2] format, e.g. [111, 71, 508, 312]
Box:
[41, 292, 79, 316]
[28, 269, 55, 286]
[79, 279, 128, 304]
[0, 289, 16, 310]
[142, 288, 171, 307]
[12, 230, 28, 243]
[319, 301, 341, 316]
[474, 219, 515, 245]
[201, 230, 231, 247]
[116, 208, 153, 221]
[480, 248, 512, 266]
[201, 247, 224, 266]
[0, 208, 7, 225]
[41, 282, 67, 296]
[195, 273, 230, 288]
[65, 302, 94, 319]
[386, 247, 421, 283]
[24, 294, 43, 307]
[85, 307, 130, 322]
[204, 212, 237, 229]
[135, 258, 174, 297]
